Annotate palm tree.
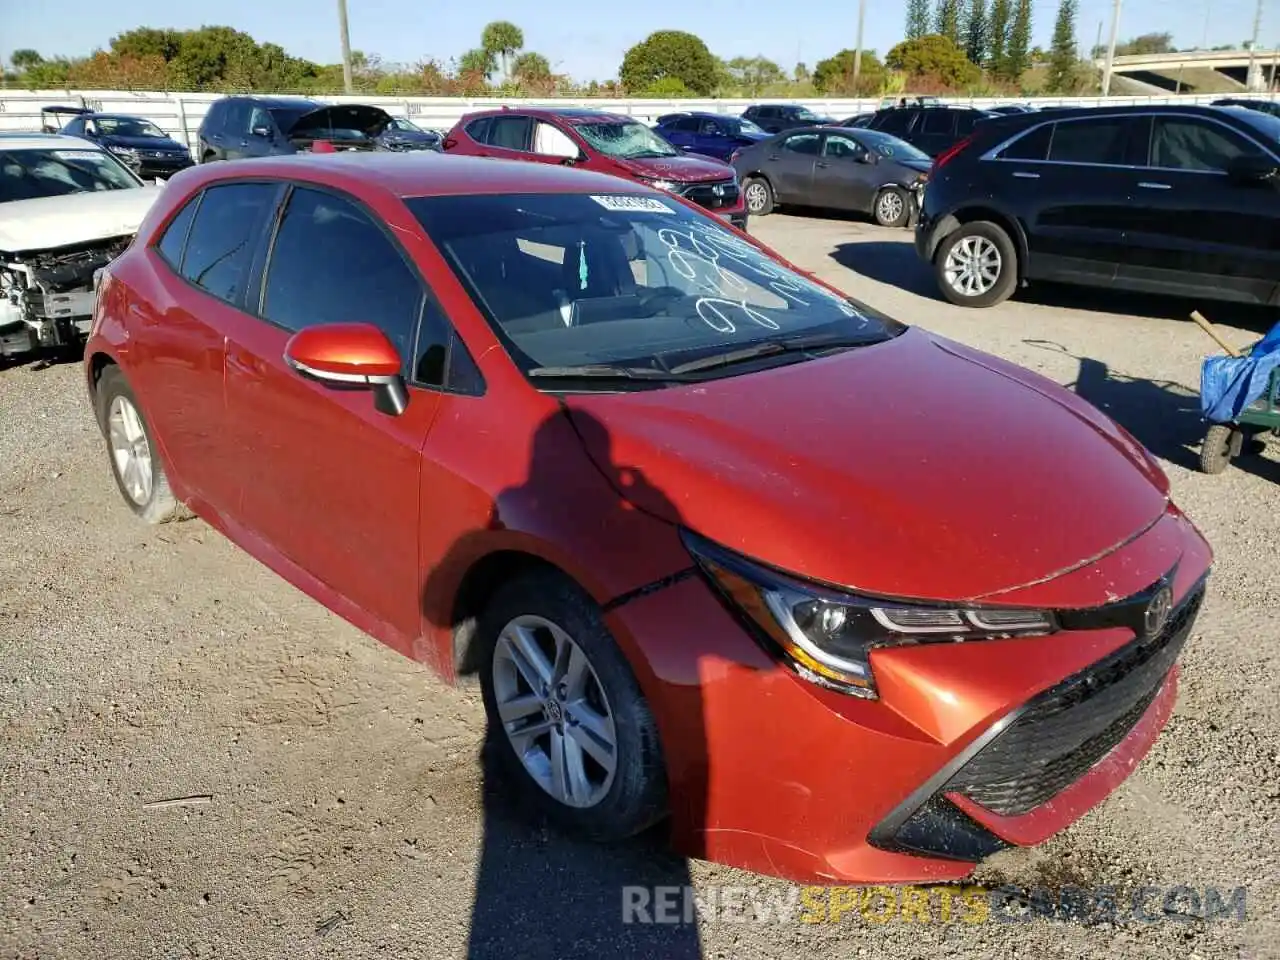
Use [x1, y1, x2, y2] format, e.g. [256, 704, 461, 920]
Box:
[481, 21, 524, 82]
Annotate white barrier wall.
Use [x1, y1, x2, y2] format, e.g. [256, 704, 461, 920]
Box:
[0, 88, 1236, 156]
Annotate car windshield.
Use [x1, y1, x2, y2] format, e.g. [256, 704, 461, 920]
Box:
[732, 118, 765, 134]
[94, 117, 168, 138]
[857, 129, 932, 162]
[793, 107, 821, 121]
[392, 117, 425, 132]
[0, 147, 140, 202]
[573, 120, 680, 159]
[408, 192, 905, 387]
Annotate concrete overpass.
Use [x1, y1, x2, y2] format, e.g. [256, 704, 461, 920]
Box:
[1093, 49, 1280, 96]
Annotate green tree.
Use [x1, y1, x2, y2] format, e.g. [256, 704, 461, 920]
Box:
[964, 0, 989, 65]
[458, 47, 495, 80]
[725, 55, 785, 94]
[1006, 0, 1033, 80]
[935, 0, 963, 47]
[1115, 32, 1175, 56]
[10, 48, 43, 70]
[643, 75, 693, 96]
[619, 30, 717, 96]
[906, 0, 933, 40]
[813, 48, 884, 94]
[109, 27, 184, 62]
[512, 51, 552, 86]
[1047, 0, 1079, 93]
[481, 21, 524, 82]
[886, 34, 982, 87]
[988, 0, 1012, 73]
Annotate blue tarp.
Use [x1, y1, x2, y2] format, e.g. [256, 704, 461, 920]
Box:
[1200, 320, 1280, 423]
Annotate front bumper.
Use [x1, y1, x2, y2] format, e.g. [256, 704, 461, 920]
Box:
[603, 504, 1212, 884]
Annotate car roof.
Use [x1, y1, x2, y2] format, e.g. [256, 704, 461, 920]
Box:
[658, 111, 731, 120]
[168, 151, 660, 199]
[463, 106, 631, 124]
[0, 133, 107, 151]
[217, 95, 325, 107]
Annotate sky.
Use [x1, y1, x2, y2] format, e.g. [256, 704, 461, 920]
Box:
[1, 0, 1274, 84]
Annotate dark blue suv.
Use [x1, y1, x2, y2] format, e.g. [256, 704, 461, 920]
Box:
[652, 112, 770, 162]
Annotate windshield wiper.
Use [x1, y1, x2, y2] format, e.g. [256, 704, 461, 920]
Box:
[527, 364, 689, 382]
[667, 333, 879, 375]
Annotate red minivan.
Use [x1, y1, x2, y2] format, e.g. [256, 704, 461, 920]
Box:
[442, 107, 748, 230]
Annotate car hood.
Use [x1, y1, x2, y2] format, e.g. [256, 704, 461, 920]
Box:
[101, 134, 188, 152]
[610, 154, 732, 183]
[0, 186, 164, 253]
[285, 104, 393, 137]
[563, 327, 1170, 602]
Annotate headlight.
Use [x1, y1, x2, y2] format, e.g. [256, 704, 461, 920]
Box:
[682, 530, 1055, 699]
[639, 176, 678, 192]
[108, 146, 139, 162]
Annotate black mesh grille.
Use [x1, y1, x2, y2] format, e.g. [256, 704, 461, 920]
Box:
[944, 584, 1204, 817]
[679, 179, 740, 210]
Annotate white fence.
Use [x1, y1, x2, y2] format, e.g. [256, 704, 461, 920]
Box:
[0, 88, 1239, 156]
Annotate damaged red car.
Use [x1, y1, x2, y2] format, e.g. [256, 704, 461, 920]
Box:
[84, 151, 1212, 884]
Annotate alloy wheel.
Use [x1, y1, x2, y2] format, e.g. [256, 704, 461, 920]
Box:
[876, 191, 904, 224]
[492, 614, 618, 808]
[107, 395, 153, 506]
[744, 181, 769, 214]
[943, 235, 1003, 297]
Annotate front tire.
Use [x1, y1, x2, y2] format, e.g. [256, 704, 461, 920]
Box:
[477, 569, 668, 842]
[1199, 424, 1239, 474]
[742, 176, 775, 216]
[873, 186, 911, 228]
[96, 366, 191, 524]
[934, 220, 1019, 308]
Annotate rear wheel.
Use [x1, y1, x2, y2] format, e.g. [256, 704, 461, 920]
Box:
[742, 176, 774, 216]
[477, 569, 668, 842]
[934, 220, 1019, 308]
[873, 186, 911, 228]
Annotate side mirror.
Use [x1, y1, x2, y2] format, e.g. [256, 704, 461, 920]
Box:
[443, 136, 457, 150]
[283, 322, 408, 416]
[1227, 154, 1279, 184]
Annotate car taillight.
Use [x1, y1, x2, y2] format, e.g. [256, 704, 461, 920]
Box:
[932, 135, 973, 172]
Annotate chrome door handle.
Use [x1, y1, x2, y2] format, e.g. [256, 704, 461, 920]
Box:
[1138, 181, 1172, 190]
[1012, 171, 1040, 179]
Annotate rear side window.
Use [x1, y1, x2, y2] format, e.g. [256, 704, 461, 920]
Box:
[999, 123, 1054, 161]
[955, 112, 979, 135]
[920, 110, 955, 134]
[154, 195, 199, 269]
[874, 110, 913, 135]
[781, 133, 821, 155]
[201, 101, 224, 129]
[671, 116, 701, 132]
[260, 186, 423, 369]
[487, 115, 533, 151]
[465, 116, 492, 144]
[180, 182, 277, 304]
[1047, 117, 1133, 165]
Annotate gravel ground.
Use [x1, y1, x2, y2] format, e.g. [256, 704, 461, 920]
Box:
[1, 214, 1277, 960]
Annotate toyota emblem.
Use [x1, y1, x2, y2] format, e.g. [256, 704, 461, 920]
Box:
[1144, 584, 1173, 636]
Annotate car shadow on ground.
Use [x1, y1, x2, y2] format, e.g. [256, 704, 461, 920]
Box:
[829, 240, 1280, 336]
[1027, 339, 1280, 484]
[420, 408, 707, 960]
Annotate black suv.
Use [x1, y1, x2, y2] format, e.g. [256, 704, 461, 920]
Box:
[196, 95, 423, 162]
[863, 104, 997, 158]
[741, 104, 836, 134]
[915, 104, 1280, 308]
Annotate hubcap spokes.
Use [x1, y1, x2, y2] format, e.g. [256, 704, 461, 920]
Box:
[879, 193, 903, 222]
[492, 615, 618, 808]
[107, 396, 153, 505]
[745, 183, 767, 212]
[943, 236, 1002, 296]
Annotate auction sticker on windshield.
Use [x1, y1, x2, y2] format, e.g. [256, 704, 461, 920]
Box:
[53, 150, 102, 160]
[590, 195, 675, 214]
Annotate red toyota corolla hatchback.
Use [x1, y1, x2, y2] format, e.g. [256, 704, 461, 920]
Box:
[84, 151, 1212, 885]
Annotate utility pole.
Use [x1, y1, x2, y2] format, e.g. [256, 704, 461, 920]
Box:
[1246, 0, 1264, 91]
[855, 0, 865, 87]
[1100, 0, 1124, 97]
[337, 0, 354, 95]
